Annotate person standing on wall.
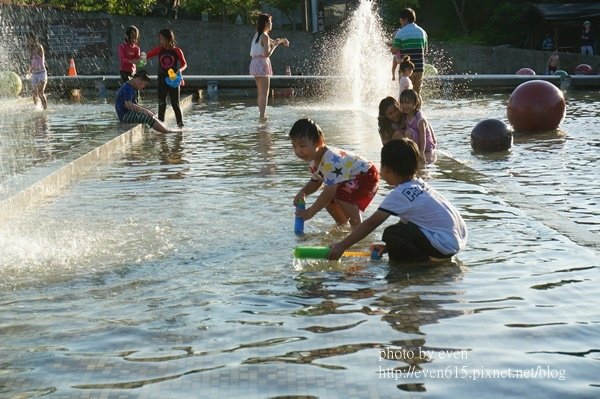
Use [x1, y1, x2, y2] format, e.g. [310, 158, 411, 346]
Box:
[581, 21, 595, 55]
[390, 8, 428, 96]
[546, 48, 560, 75]
[541, 33, 554, 51]
[146, 28, 187, 128]
[118, 25, 142, 84]
[249, 13, 289, 119]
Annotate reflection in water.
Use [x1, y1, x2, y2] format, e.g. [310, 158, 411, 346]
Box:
[383, 260, 466, 331]
[381, 262, 467, 392]
[72, 365, 225, 390]
[1, 93, 599, 397]
[158, 131, 185, 166]
[384, 261, 467, 392]
[31, 113, 56, 165]
[120, 132, 190, 182]
[292, 259, 466, 393]
[512, 129, 567, 148]
[0, 103, 121, 201]
[32, 113, 49, 134]
[256, 121, 276, 176]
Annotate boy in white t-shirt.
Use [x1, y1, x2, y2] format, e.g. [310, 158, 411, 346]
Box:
[328, 138, 467, 262]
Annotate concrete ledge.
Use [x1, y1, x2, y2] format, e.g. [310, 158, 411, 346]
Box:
[434, 74, 563, 86]
[47, 75, 341, 91]
[0, 124, 144, 222]
[0, 95, 194, 223]
[47, 74, 600, 92]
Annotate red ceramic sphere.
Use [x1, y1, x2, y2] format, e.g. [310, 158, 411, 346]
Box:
[516, 68, 536, 75]
[507, 80, 566, 131]
[574, 64, 593, 75]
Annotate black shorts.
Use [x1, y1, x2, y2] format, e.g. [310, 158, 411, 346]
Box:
[382, 221, 453, 263]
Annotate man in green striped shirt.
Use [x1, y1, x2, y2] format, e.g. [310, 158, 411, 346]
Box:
[391, 8, 428, 95]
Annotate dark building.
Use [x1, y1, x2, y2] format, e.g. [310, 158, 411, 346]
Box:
[529, 3, 600, 52]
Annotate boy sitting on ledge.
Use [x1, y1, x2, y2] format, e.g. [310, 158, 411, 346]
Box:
[114, 70, 179, 133]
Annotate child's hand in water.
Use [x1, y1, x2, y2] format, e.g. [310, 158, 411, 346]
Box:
[328, 242, 345, 261]
[293, 191, 305, 207]
[369, 243, 387, 259]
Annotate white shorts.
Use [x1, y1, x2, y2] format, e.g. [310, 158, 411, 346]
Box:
[31, 70, 47, 86]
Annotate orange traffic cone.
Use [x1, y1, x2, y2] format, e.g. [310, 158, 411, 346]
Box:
[67, 58, 77, 76]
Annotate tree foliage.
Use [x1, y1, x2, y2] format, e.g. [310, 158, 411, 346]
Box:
[2, 0, 157, 15]
[2, 0, 588, 48]
[183, 0, 257, 16]
[378, 0, 589, 46]
[265, 0, 301, 27]
[378, 0, 420, 28]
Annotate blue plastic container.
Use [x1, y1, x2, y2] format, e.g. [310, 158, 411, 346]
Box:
[294, 199, 305, 235]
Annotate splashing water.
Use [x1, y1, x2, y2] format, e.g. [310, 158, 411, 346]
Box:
[315, 0, 459, 104]
[0, 216, 176, 289]
[319, 0, 396, 107]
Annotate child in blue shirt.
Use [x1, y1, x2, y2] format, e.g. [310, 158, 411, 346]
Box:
[328, 138, 467, 262]
[115, 70, 178, 133]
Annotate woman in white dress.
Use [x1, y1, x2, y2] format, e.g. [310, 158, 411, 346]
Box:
[249, 13, 289, 119]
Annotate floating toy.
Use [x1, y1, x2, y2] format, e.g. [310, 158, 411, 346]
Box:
[507, 80, 565, 132]
[165, 68, 182, 88]
[470, 118, 512, 153]
[294, 246, 381, 260]
[574, 64, 592, 75]
[0, 71, 22, 97]
[516, 67, 536, 76]
[294, 199, 305, 235]
[424, 63, 438, 75]
[136, 52, 147, 68]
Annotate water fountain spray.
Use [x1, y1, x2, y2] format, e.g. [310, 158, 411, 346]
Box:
[317, 0, 397, 107]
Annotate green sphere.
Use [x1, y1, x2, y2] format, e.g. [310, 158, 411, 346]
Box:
[424, 63, 438, 75]
[553, 70, 569, 77]
[0, 71, 23, 97]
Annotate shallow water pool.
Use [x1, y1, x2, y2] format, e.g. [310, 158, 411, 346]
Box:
[0, 93, 598, 398]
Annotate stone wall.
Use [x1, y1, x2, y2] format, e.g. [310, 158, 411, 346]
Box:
[112, 15, 315, 76]
[0, 5, 315, 76]
[436, 43, 600, 75]
[1, 5, 599, 78]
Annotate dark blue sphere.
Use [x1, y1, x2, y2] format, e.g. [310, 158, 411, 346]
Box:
[471, 119, 513, 153]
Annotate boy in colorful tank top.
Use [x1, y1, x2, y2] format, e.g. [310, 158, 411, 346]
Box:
[290, 119, 379, 229]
